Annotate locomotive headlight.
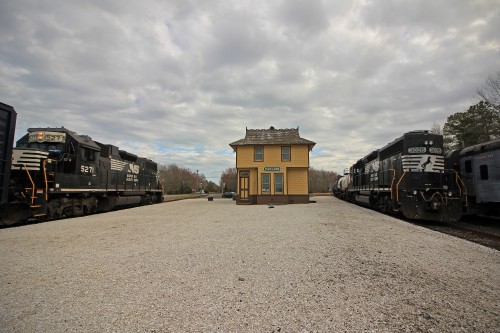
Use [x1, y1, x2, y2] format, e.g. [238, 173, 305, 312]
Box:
[448, 191, 453, 197]
[429, 140, 433, 146]
[412, 190, 418, 195]
[424, 140, 428, 145]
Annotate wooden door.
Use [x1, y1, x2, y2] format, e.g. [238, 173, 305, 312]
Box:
[239, 172, 249, 200]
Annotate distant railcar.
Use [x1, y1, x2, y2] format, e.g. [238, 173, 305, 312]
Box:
[2, 126, 163, 225]
[340, 131, 465, 222]
[445, 138, 500, 218]
[332, 171, 350, 200]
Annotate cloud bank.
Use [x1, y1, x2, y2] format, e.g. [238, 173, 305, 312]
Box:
[1, 0, 499, 180]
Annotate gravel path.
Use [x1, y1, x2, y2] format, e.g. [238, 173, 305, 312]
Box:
[1, 196, 498, 332]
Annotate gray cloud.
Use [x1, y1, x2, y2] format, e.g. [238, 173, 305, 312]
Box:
[0, 0, 499, 180]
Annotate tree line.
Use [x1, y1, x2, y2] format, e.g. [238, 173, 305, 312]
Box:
[157, 164, 220, 195]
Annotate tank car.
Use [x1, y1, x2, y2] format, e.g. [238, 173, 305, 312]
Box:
[344, 131, 465, 222]
[332, 172, 350, 200]
[2, 126, 163, 225]
[445, 138, 500, 218]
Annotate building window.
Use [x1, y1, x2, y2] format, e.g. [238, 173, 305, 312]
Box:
[255, 146, 263, 161]
[262, 173, 270, 193]
[275, 173, 283, 193]
[281, 146, 291, 162]
[480, 165, 489, 180]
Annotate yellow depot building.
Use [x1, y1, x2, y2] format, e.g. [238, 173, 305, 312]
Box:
[229, 126, 316, 205]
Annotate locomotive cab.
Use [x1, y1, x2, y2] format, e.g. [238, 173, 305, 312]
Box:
[14, 128, 102, 189]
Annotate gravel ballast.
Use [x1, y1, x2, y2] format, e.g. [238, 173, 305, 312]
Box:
[1, 196, 499, 332]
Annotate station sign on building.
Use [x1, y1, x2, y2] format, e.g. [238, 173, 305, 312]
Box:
[229, 126, 316, 205]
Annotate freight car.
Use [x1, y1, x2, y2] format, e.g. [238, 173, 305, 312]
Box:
[1, 125, 163, 225]
[337, 131, 465, 222]
[445, 138, 500, 218]
[331, 171, 350, 200]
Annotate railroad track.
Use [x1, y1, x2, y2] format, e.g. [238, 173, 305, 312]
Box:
[409, 216, 500, 251]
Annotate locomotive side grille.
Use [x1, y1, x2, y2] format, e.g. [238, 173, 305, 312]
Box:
[110, 158, 128, 171]
[11, 149, 49, 171]
[402, 154, 444, 172]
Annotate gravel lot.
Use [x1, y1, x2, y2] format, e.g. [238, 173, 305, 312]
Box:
[1, 196, 499, 332]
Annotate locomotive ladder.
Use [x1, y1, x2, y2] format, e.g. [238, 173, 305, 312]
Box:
[22, 161, 54, 219]
[43, 159, 54, 201]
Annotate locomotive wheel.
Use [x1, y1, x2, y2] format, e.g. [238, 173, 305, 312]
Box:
[379, 196, 392, 214]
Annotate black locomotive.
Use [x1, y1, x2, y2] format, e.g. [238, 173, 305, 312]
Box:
[335, 131, 465, 222]
[1, 104, 163, 225]
[445, 138, 500, 218]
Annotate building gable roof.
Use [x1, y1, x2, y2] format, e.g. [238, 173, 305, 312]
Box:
[230, 126, 316, 150]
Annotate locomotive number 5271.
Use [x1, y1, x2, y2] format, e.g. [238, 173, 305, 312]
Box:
[81, 165, 94, 174]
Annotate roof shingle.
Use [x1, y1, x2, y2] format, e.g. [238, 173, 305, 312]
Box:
[230, 126, 316, 149]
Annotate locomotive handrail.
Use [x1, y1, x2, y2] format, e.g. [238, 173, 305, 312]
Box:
[453, 170, 468, 207]
[395, 171, 407, 203]
[23, 164, 36, 205]
[389, 169, 396, 199]
[43, 159, 49, 201]
[419, 191, 445, 203]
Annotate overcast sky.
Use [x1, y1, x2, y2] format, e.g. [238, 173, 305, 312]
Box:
[1, 0, 499, 181]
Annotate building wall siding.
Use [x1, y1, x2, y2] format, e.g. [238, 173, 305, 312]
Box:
[235, 144, 311, 204]
[236, 145, 309, 168]
[287, 168, 309, 195]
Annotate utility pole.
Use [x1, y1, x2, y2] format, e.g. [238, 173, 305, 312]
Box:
[196, 170, 199, 193]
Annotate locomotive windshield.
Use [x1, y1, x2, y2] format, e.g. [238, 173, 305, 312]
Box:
[16, 142, 66, 159]
[17, 142, 65, 152]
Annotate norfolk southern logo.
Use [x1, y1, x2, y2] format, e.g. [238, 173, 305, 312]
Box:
[421, 156, 432, 171]
[128, 164, 140, 174]
[126, 163, 140, 182]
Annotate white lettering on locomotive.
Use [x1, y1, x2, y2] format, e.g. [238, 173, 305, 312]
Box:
[80, 165, 95, 174]
[429, 147, 443, 154]
[126, 174, 139, 182]
[408, 147, 426, 154]
[28, 131, 66, 143]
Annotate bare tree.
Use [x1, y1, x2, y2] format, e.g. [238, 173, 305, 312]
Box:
[430, 122, 442, 134]
[477, 71, 500, 107]
[157, 164, 208, 194]
[220, 168, 237, 192]
[309, 168, 338, 193]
